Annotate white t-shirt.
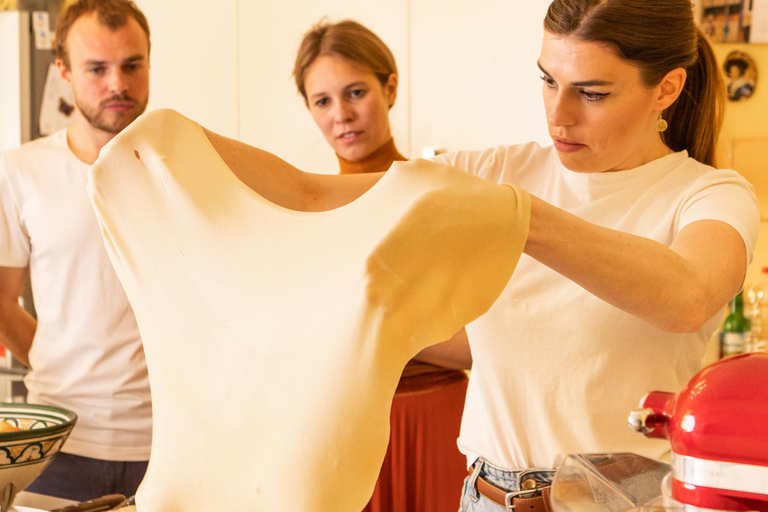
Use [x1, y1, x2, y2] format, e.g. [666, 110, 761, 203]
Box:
[0, 130, 152, 461]
[86, 109, 531, 512]
[435, 143, 760, 470]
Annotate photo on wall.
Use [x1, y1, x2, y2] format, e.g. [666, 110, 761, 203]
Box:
[724, 50, 757, 101]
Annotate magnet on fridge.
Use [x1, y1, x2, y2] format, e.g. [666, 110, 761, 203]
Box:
[32, 11, 52, 50]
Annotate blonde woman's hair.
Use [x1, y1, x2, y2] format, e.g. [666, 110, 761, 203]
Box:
[293, 19, 397, 102]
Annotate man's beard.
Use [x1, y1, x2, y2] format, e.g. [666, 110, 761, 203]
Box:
[76, 93, 147, 134]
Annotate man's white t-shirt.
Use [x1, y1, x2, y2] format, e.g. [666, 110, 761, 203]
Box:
[435, 143, 760, 470]
[0, 130, 152, 461]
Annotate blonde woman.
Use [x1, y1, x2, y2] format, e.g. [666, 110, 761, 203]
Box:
[292, 20, 470, 512]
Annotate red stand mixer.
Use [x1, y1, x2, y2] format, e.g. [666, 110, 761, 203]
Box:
[628, 352, 768, 511]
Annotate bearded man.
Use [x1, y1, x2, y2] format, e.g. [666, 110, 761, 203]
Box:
[0, 0, 152, 501]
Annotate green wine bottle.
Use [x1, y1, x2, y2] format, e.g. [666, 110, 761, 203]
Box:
[720, 292, 751, 358]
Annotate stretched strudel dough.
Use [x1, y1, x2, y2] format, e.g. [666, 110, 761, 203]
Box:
[87, 109, 530, 511]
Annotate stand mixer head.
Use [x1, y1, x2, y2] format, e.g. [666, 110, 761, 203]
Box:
[628, 353, 768, 512]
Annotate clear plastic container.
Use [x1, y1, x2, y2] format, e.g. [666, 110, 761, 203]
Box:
[550, 453, 679, 511]
[744, 267, 768, 353]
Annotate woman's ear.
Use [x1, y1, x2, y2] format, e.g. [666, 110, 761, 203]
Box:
[656, 67, 687, 110]
[385, 74, 398, 108]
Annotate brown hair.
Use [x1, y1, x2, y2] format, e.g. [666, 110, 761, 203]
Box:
[55, 0, 151, 69]
[544, 0, 724, 166]
[293, 19, 397, 102]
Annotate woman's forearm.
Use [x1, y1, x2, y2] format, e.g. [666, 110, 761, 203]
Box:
[524, 195, 745, 333]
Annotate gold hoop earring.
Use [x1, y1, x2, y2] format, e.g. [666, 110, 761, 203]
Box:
[656, 112, 668, 133]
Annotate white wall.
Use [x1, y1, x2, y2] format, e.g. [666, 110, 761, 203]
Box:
[131, 0, 552, 173]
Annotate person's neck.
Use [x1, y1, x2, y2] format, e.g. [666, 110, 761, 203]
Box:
[337, 138, 406, 175]
[66, 113, 117, 165]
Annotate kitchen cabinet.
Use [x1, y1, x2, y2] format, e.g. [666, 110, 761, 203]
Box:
[410, 0, 551, 154]
[132, 0, 240, 139]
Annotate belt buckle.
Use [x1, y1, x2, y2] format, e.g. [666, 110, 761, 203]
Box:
[504, 488, 541, 510]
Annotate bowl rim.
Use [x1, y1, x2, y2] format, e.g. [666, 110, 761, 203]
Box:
[0, 403, 77, 442]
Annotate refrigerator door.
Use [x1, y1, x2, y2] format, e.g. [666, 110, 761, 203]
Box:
[0, 10, 32, 152]
[0, 9, 58, 154]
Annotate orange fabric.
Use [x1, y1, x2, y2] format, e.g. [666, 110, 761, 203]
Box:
[336, 138, 406, 175]
[397, 361, 467, 393]
[363, 373, 469, 512]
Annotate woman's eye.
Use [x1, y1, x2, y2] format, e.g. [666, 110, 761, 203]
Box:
[582, 91, 610, 102]
[349, 88, 367, 99]
[314, 98, 329, 108]
[89, 66, 105, 75]
[540, 75, 556, 88]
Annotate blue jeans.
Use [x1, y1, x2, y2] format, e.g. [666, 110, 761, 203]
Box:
[26, 452, 148, 502]
[458, 458, 555, 511]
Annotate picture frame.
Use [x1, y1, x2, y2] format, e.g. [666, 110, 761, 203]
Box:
[700, 0, 768, 44]
[724, 50, 758, 101]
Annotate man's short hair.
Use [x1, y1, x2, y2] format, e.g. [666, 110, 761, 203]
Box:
[55, 0, 151, 68]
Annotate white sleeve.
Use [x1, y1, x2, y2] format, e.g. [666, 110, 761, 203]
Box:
[432, 148, 501, 180]
[0, 155, 30, 267]
[432, 150, 481, 175]
[432, 144, 542, 185]
[679, 169, 760, 264]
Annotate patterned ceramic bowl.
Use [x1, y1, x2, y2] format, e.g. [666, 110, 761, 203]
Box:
[0, 403, 77, 511]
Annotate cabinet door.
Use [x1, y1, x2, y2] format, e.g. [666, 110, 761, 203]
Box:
[134, 0, 240, 139]
[239, 0, 409, 175]
[410, 0, 552, 156]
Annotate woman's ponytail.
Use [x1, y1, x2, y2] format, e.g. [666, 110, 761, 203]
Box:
[663, 28, 725, 166]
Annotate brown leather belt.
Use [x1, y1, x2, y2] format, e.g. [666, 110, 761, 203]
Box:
[472, 470, 553, 511]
